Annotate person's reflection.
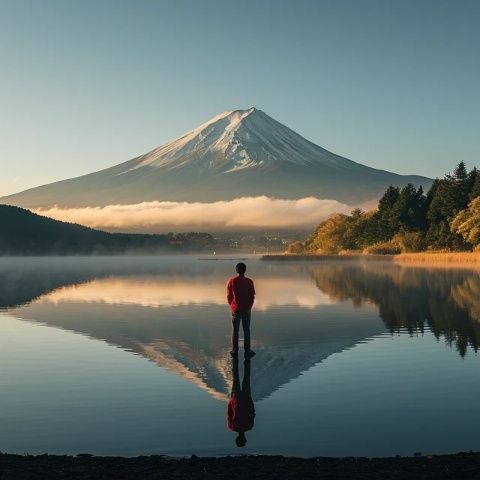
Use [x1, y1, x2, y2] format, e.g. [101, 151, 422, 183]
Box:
[227, 357, 255, 447]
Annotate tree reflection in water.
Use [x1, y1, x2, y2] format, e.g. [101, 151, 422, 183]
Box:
[308, 264, 480, 357]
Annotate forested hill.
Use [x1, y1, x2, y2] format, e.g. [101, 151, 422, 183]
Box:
[289, 162, 480, 254]
[0, 204, 215, 255]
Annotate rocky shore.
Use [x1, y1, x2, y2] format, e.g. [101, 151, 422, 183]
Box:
[1, 452, 480, 479]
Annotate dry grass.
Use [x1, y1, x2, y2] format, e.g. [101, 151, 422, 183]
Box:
[261, 253, 392, 262]
[264, 251, 480, 268]
[394, 251, 480, 266]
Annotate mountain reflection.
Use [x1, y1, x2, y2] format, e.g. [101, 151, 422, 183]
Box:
[1, 257, 480, 401]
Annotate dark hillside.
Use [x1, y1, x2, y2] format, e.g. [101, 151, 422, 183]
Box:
[0, 204, 214, 254]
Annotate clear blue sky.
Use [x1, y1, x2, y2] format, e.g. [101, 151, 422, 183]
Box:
[1, 0, 479, 196]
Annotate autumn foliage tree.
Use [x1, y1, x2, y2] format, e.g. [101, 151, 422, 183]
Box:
[290, 162, 479, 254]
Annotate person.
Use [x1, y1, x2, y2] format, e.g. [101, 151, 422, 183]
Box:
[227, 356, 255, 447]
[227, 262, 255, 358]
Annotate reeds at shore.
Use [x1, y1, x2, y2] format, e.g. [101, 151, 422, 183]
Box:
[261, 253, 391, 261]
[262, 251, 480, 266]
[394, 251, 480, 264]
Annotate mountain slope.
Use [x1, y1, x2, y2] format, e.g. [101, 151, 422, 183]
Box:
[0, 108, 431, 207]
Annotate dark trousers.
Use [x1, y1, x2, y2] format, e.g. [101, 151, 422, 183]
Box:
[231, 355, 252, 397]
[231, 310, 251, 351]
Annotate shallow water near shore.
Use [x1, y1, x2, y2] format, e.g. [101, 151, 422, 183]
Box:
[1, 255, 480, 457]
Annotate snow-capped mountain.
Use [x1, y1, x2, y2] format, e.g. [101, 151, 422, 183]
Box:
[0, 107, 431, 208]
[126, 107, 361, 173]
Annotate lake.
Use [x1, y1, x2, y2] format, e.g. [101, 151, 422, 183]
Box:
[0, 255, 479, 458]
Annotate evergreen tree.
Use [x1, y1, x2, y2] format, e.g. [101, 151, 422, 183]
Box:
[467, 166, 478, 195]
[426, 162, 472, 248]
[374, 186, 400, 240]
[378, 185, 400, 212]
[454, 161, 468, 181]
[390, 184, 426, 232]
[469, 171, 480, 200]
[452, 161, 470, 210]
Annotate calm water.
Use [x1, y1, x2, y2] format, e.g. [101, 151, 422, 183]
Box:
[1, 255, 480, 457]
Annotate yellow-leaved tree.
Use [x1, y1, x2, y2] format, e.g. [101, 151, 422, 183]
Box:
[451, 197, 480, 248]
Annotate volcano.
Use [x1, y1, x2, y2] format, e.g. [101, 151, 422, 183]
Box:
[0, 108, 430, 208]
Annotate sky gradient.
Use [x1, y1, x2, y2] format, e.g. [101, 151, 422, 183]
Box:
[1, 0, 479, 196]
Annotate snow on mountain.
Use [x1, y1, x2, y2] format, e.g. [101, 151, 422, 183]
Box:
[127, 107, 358, 174]
[0, 107, 432, 209]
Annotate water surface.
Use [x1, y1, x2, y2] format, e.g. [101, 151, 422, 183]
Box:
[1, 255, 479, 457]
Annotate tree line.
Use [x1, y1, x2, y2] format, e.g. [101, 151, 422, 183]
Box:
[289, 162, 480, 254]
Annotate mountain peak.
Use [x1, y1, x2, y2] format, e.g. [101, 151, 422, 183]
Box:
[0, 107, 432, 208]
[226, 106, 258, 114]
[130, 106, 340, 173]
[213, 106, 260, 124]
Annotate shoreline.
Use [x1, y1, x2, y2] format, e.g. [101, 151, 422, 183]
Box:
[1, 451, 480, 479]
[262, 251, 480, 266]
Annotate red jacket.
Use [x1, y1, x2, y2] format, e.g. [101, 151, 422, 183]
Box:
[227, 393, 255, 432]
[227, 275, 255, 313]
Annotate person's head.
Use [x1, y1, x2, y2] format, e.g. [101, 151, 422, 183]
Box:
[236, 433, 247, 447]
[235, 262, 247, 275]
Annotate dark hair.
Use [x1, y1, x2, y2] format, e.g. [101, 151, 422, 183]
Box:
[236, 434, 247, 447]
[235, 262, 247, 275]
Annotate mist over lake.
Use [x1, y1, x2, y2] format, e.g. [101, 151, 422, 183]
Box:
[1, 255, 479, 457]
